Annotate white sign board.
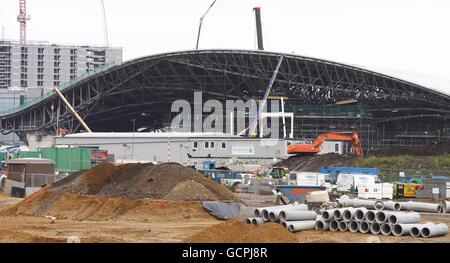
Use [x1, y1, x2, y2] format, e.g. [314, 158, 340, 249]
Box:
[432, 188, 440, 194]
[231, 146, 255, 156]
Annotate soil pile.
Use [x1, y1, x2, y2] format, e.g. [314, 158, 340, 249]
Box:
[369, 140, 450, 156]
[49, 162, 238, 202]
[1, 190, 214, 222]
[276, 154, 356, 172]
[184, 220, 297, 243]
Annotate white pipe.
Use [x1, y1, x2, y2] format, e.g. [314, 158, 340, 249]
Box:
[333, 208, 346, 220]
[348, 221, 360, 233]
[280, 221, 287, 228]
[329, 220, 339, 232]
[352, 199, 378, 209]
[279, 210, 317, 222]
[337, 198, 353, 207]
[355, 207, 369, 221]
[261, 205, 301, 221]
[365, 210, 376, 223]
[358, 221, 370, 234]
[251, 217, 265, 226]
[343, 207, 356, 222]
[287, 220, 316, 233]
[387, 212, 421, 224]
[381, 223, 393, 236]
[245, 218, 253, 224]
[400, 201, 442, 213]
[369, 222, 381, 235]
[392, 223, 422, 237]
[338, 221, 348, 231]
[315, 220, 329, 231]
[421, 223, 448, 238]
[254, 204, 294, 217]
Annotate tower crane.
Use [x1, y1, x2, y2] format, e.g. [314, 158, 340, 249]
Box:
[100, 0, 110, 47]
[195, 0, 218, 49]
[17, 0, 31, 44]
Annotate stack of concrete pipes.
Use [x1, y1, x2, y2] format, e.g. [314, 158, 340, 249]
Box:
[245, 204, 318, 233]
[338, 198, 445, 214]
[315, 207, 448, 238]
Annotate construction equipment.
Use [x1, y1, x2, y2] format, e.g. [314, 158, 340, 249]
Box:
[195, 0, 218, 49]
[100, 0, 110, 47]
[17, 0, 31, 44]
[288, 131, 363, 156]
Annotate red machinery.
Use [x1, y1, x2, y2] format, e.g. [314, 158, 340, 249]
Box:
[288, 131, 363, 156]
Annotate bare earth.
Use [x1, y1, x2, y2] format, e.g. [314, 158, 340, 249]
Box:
[0, 193, 449, 243]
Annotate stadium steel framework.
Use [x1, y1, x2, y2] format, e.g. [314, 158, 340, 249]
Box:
[1, 49, 450, 151]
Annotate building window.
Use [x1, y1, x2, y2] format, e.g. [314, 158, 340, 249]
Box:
[21, 80, 27, 87]
[21, 60, 28, 66]
[221, 142, 226, 149]
[70, 62, 77, 68]
[38, 61, 44, 67]
[37, 74, 44, 80]
[20, 73, 27, 79]
[193, 141, 198, 149]
[54, 48, 60, 54]
[54, 75, 60, 80]
[38, 48, 44, 54]
[37, 68, 44, 73]
[38, 54, 44, 60]
[37, 81, 43, 87]
[21, 47, 28, 53]
[210, 142, 215, 149]
[21, 67, 27, 73]
[204, 141, 209, 149]
[70, 75, 76, 80]
[54, 68, 60, 74]
[54, 62, 60, 67]
[335, 143, 339, 152]
[21, 54, 28, 59]
[54, 55, 60, 61]
[53, 81, 60, 86]
[70, 49, 77, 55]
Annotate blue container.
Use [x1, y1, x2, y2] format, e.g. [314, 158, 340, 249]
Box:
[275, 185, 326, 202]
[202, 161, 215, 170]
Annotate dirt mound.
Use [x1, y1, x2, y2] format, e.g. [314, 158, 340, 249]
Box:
[49, 162, 238, 202]
[1, 190, 214, 222]
[369, 140, 450, 156]
[184, 220, 297, 243]
[276, 154, 356, 172]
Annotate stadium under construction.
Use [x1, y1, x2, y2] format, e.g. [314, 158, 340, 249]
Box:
[1, 49, 450, 152]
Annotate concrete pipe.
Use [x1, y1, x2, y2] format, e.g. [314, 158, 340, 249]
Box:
[400, 201, 442, 213]
[329, 220, 340, 232]
[333, 208, 347, 220]
[315, 220, 330, 231]
[349, 221, 360, 233]
[280, 221, 287, 228]
[392, 223, 422, 237]
[265, 204, 309, 222]
[279, 210, 317, 222]
[251, 217, 265, 226]
[358, 221, 370, 234]
[337, 198, 354, 207]
[355, 207, 369, 222]
[365, 210, 376, 223]
[321, 209, 337, 221]
[352, 199, 377, 209]
[343, 207, 356, 222]
[245, 218, 253, 224]
[255, 204, 295, 217]
[381, 224, 393, 236]
[421, 223, 449, 238]
[287, 220, 316, 233]
[388, 212, 421, 224]
[369, 222, 381, 235]
[374, 201, 384, 211]
[338, 221, 349, 231]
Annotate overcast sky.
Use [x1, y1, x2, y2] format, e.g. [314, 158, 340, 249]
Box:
[1, 0, 449, 93]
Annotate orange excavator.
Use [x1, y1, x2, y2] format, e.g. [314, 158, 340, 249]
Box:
[288, 131, 363, 156]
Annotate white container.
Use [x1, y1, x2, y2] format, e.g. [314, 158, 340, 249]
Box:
[337, 173, 378, 192]
[358, 183, 393, 200]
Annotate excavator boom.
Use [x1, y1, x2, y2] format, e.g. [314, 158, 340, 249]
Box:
[288, 131, 363, 156]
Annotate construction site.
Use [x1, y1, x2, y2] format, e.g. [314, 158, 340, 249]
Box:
[0, 0, 450, 244]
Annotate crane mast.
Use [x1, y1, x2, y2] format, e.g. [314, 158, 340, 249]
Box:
[17, 0, 31, 44]
[195, 0, 217, 49]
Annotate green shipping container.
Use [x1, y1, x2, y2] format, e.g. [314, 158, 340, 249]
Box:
[17, 151, 41, 158]
[40, 147, 92, 172]
[0, 152, 6, 162]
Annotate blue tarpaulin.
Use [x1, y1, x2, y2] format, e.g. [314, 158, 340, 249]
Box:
[202, 201, 242, 220]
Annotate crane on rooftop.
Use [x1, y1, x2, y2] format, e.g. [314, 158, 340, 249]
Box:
[195, 0, 218, 49]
